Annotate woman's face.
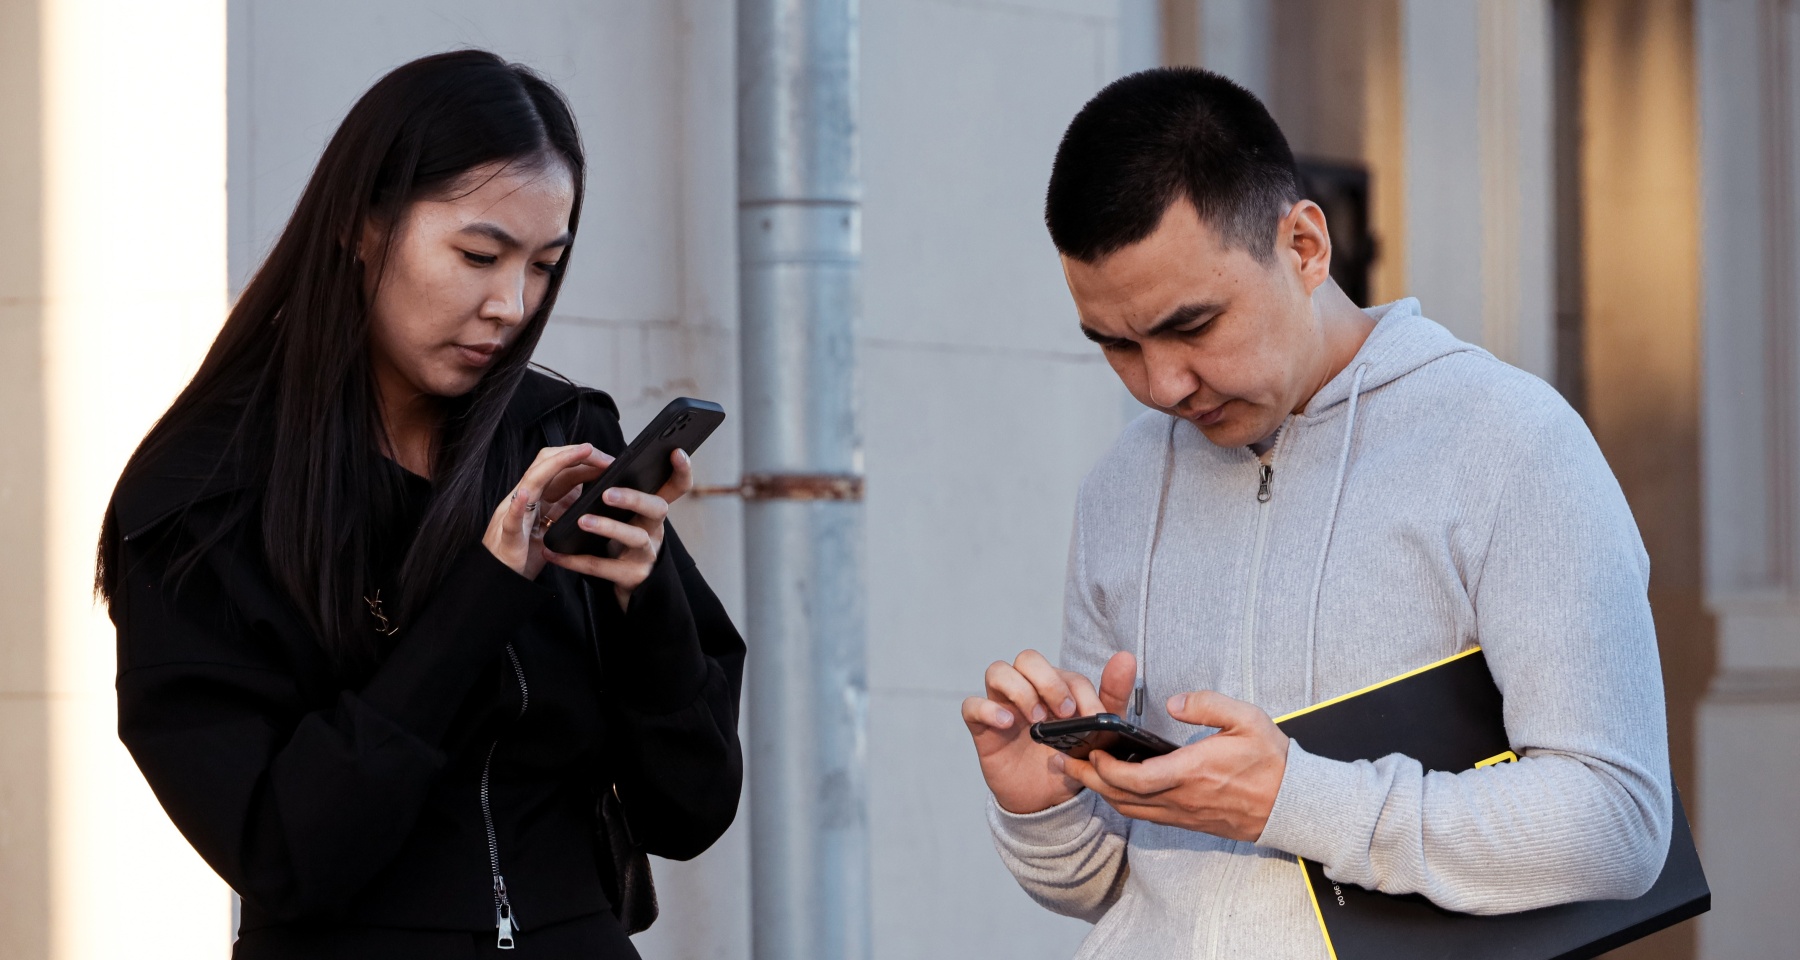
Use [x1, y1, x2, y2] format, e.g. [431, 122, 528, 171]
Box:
[362, 157, 575, 404]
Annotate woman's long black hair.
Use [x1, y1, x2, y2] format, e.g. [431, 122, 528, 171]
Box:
[97, 50, 586, 672]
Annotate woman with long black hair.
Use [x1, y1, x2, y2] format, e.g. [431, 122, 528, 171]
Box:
[96, 50, 742, 958]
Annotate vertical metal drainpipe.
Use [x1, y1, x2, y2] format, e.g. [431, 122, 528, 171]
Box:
[738, 1, 871, 959]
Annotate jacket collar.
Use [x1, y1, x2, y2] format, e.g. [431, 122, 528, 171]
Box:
[114, 368, 588, 541]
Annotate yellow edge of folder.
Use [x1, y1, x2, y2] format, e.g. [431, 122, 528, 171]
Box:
[1299, 857, 1342, 960]
[1280, 645, 1487, 960]
[1271, 646, 1484, 724]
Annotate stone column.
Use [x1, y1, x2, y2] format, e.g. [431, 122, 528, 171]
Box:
[1402, 0, 1554, 378]
[1, 1, 235, 956]
[0, 0, 52, 954]
[1696, 1, 1800, 956]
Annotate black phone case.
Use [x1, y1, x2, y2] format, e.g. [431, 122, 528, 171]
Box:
[543, 397, 726, 557]
[1030, 713, 1181, 763]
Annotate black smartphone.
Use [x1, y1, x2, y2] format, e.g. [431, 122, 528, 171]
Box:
[542, 397, 726, 557]
[1030, 713, 1181, 763]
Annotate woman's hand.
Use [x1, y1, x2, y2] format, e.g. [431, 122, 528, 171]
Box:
[544, 448, 693, 611]
[483, 443, 608, 580]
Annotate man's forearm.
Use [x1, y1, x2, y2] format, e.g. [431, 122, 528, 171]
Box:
[1257, 742, 1671, 914]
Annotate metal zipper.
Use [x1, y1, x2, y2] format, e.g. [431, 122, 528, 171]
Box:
[1202, 430, 1286, 960]
[482, 643, 530, 950]
[1239, 441, 1281, 707]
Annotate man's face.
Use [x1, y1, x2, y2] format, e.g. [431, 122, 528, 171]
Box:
[1063, 198, 1332, 448]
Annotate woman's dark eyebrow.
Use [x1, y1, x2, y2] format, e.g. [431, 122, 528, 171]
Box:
[459, 221, 573, 251]
[1144, 300, 1225, 337]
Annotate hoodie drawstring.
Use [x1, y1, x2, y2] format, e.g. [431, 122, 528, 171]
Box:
[1302, 363, 1370, 704]
[1131, 417, 1178, 722]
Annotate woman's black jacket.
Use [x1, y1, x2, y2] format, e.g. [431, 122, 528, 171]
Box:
[106, 372, 744, 943]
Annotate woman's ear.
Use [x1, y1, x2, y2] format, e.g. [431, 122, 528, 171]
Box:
[1281, 200, 1333, 295]
[356, 216, 388, 269]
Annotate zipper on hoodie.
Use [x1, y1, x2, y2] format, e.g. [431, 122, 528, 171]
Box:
[1238, 428, 1284, 707]
[483, 643, 530, 950]
[1194, 431, 1286, 960]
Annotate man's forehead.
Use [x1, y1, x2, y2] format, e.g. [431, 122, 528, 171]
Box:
[1064, 251, 1238, 339]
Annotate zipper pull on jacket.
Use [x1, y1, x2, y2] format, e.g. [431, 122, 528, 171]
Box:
[495, 877, 517, 949]
[1257, 464, 1274, 503]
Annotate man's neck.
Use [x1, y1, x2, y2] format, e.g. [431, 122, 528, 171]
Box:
[1297, 281, 1378, 413]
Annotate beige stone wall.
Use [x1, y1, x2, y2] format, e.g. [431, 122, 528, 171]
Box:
[0, 1, 234, 956]
[0, 0, 51, 956]
[1574, 2, 1705, 958]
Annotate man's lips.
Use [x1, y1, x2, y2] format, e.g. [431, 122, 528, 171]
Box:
[1192, 403, 1227, 426]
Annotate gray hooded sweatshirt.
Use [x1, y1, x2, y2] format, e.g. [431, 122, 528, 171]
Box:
[988, 299, 1672, 959]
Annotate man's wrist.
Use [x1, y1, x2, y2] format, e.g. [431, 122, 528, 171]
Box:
[987, 790, 1098, 848]
[992, 786, 1080, 817]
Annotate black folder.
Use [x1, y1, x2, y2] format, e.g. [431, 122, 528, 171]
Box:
[1272, 648, 1710, 960]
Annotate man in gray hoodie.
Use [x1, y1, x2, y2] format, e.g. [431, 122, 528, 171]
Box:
[960, 69, 1671, 959]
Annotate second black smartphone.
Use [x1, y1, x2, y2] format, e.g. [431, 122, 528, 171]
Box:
[543, 397, 726, 557]
[1030, 713, 1181, 763]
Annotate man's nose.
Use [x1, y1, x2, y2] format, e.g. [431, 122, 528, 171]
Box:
[1142, 343, 1201, 411]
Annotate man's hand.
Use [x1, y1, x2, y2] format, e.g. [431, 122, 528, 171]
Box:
[961, 650, 1137, 815]
[1056, 690, 1289, 842]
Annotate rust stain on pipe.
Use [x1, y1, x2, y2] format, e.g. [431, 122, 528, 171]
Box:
[690, 473, 865, 501]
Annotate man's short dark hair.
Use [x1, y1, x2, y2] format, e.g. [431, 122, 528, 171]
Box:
[1046, 67, 1302, 264]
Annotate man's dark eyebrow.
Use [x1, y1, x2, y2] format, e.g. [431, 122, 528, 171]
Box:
[459, 221, 573, 251]
[1079, 300, 1226, 345]
[1144, 301, 1226, 337]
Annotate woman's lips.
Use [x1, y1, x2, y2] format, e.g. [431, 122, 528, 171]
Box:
[1195, 404, 1226, 426]
[454, 343, 501, 367]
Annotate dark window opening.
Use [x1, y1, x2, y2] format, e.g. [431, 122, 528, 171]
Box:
[1297, 158, 1377, 308]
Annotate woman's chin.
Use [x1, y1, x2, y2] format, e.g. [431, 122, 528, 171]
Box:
[420, 365, 487, 399]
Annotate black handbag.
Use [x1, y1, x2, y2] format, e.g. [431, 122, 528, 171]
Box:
[597, 782, 659, 934]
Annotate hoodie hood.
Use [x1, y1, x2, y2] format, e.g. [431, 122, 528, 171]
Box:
[1302, 298, 1484, 419]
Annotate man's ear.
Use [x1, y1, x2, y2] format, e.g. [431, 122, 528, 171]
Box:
[1280, 200, 1333, 295]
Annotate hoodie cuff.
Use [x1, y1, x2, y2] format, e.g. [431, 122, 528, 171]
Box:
[987, 790, 1103, 850]
[1255, 738, 1367, 862]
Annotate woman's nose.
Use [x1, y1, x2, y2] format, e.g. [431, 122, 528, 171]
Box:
[481, 269, 528, 327]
